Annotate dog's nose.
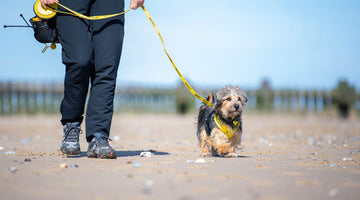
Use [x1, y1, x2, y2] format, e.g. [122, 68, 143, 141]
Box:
[234, 103, 240, 110]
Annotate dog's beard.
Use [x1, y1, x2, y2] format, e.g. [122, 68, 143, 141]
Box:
[217, 110, 241, 124]
[227, 111, 241, 120]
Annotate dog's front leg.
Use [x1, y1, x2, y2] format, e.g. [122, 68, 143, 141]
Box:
[209, 129, 233, 156]
[200, 130, 211, 157]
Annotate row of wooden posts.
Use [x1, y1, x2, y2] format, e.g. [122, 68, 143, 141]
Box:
[0, 81, 358, 115]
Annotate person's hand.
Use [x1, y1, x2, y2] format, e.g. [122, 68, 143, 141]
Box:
[130, 0, 145, 10]
[40, 0, 59, 8]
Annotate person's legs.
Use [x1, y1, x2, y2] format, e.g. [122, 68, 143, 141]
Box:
[85, 0, 125, 141]
[56, 0, 92, 155]
[84, 0, 124, 159]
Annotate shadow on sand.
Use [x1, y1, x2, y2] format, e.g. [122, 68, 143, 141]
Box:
[71, 150, 170, 158]
[210, 155, 252, 159]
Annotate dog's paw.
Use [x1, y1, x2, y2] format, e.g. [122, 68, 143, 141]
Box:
[201, 152, 212, 157]
[225, 153, 238, 158]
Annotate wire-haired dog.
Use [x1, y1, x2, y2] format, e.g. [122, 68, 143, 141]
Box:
[196, 86, 247, 157]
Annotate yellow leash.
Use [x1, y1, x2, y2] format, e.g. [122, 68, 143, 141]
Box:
[49, 2, 132, 20]
[140, 6, 214, 108]
[46, 2, 214, 109]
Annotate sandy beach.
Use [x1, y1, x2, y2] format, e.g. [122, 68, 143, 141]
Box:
[0, 113, 359, 200]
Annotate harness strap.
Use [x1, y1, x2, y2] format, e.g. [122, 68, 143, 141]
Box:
[214, 114, 240, 139]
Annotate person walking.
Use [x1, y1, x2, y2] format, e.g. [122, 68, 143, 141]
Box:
[40, 0, 145, 159]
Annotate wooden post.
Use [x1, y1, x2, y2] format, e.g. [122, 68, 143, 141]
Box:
[33, 83, 38, 114]
[0, 82, 3, 115]
[295, 90, 300, 112]
[312, 90, 318, 113]
[304, 90, 309, 112]
[7, 82, 13, 115]
[41, 83, 47, 113]
[25, 82, 30, 114]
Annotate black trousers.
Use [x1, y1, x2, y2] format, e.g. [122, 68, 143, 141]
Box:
[56, 0, 125, 142]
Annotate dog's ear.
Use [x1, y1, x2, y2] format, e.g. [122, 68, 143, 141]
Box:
[241, 93, 248, 104]
[207, 93, 214, 104]
[200, 93, 215, 110]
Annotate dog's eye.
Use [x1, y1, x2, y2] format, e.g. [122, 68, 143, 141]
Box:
[238, 97, 241, 101]
[225, 98, 231, 101]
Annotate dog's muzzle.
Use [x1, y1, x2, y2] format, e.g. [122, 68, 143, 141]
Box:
[234, 103, 240, 110]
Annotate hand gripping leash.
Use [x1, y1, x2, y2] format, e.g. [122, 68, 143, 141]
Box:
[35, 0, 131, 20]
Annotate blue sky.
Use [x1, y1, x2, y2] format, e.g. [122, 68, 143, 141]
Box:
[0, 0, 359, 90]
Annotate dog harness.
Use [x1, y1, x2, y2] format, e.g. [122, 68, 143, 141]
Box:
[205, 112, 240, 139]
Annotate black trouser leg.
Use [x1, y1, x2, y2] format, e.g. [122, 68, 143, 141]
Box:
[56, 0, 124, 142]
[56, 0, 93, 125]
[85, 0, 125, 141]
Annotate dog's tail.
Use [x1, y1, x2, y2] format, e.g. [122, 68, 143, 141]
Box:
[199, 93, 214, 111]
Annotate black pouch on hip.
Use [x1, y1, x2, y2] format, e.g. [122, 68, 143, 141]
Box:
[30, 17, 58, 43]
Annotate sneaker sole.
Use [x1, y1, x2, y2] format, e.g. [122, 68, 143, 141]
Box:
[87, 151, 117, 159]
[61, 147, 80, 156]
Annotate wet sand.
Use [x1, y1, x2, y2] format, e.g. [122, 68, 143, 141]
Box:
[0, 113, 359, 200]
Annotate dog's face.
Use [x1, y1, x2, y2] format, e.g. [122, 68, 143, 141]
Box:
[215, 86, 247, 119]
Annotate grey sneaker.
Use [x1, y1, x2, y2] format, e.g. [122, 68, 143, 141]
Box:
[60, 122, 82, 155]
[87, 133, 117, 159]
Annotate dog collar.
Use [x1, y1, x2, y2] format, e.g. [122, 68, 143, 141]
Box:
[214, 114, 240, 139]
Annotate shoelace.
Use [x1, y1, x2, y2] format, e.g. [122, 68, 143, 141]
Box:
[96, 136, 112, 148]
[63, 124, 82, 142]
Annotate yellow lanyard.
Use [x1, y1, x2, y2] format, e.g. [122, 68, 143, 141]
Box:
[49, 2, 214, 109]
